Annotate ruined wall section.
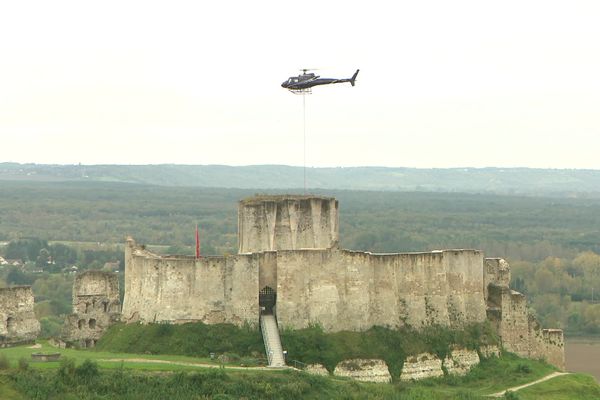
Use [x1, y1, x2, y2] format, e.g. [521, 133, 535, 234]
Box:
[0, 286, 40, 346]
[529, 326, 564, 370]
[238, 196, 339, 253]
[484, 258, 565, 370]
[62, 270, 121, 347]
[276, 249, 487, 332]
[123, 238, 259, 326]
[484, 258, 510, 299]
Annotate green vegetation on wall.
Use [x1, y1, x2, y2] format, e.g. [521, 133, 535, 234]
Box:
[95, 321, 498, 381]
[281, 323, 498, 377]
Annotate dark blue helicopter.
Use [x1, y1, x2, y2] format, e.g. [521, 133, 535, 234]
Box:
[281, 69, 359, 93]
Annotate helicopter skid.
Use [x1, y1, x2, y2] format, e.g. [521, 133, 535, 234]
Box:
[289, 88, 312, 95]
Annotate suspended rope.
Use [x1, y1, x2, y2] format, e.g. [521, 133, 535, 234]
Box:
[303, 94, 306, 194]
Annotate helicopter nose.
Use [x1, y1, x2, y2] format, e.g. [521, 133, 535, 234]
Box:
[281, 82, 287, 88]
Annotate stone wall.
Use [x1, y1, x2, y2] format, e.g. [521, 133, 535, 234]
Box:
[62, 270, 121, 348]
[122, 238, 259, 325]
[400, 352, 444, 381]
[276, 248, 487, 331]
[0, 286, 40, 346]
[120, 195, 564, 371]
[443, 348, 480, 376]
[400, 347, 486, 381]
[238, 195, 339, 253]
[123, 242, 486, 333]
[333, 359, 391, 383]
[304, 363, 329, 376]
[484, 258, 510, 299]
[485, 258, 565, 370]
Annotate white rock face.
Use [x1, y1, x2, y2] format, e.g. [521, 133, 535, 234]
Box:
[443, 348, 480, 376]
[304, 364, 329, 376]
[334, 359, 392, 383]
[400, 352, 444, 381]
[480, 345, 501, 359]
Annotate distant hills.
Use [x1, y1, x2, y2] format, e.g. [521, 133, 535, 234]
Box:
[2, 162, 600, 196]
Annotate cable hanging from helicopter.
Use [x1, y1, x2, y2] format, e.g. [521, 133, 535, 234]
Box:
[281, 68, 360, 193]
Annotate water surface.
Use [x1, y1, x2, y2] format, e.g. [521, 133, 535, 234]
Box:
[566, 338, 600, 382]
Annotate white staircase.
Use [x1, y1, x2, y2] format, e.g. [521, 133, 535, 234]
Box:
[260, 314, 285, 367]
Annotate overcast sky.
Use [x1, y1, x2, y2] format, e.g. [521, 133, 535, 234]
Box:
[1, 1, 599, 168]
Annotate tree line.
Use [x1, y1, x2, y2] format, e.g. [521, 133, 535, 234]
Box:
[2, 180, 600, 335]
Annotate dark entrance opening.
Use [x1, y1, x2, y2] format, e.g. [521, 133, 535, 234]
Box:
[259, 286, 276, 315]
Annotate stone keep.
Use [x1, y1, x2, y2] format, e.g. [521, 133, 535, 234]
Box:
[238, 195, 339, 253]
[122, 194, 565, 369]
[62, 270, 121, 348]
[0, 286, 40, 346]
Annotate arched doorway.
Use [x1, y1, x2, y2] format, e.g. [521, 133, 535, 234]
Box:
[259, 286, 276, 315]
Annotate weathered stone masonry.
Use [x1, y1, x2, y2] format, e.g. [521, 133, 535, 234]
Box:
[0, 286, 40, 347]
[62, 270, 121, 348]
[485, 258, 565, 369]
[122, 194, 565, 370]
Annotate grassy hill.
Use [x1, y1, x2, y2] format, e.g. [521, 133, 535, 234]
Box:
[0, 338, 598, 399]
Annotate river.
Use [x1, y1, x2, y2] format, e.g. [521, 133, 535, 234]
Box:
[566, 337, 600, 382]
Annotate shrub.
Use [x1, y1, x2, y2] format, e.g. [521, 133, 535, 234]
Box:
[515, 363, 532, 374]
[18, 357, 29, 371]
[57, 357, 76, 381]
[75, 359, 99, 382]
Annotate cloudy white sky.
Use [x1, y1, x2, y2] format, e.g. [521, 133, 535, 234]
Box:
[1, 1, 599, 168]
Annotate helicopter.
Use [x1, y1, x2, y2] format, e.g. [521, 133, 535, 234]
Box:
[281, 69, 359, 93]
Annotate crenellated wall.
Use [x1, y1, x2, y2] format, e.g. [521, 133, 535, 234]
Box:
[123, 242, 486, 332]
[276, 249, 486, 331]
[122, 238, 259, 326]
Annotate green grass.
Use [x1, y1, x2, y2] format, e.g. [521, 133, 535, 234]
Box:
[95, 321, 498, 380]
[516, 373, 600, 400]
[0, 341, 255, 372]
[0, 375, 26, 400]
[1, 342, 599, 399]
[399, 352, 556, 397]
[96, 322, 265, 362]
[281, 322, 498, 377]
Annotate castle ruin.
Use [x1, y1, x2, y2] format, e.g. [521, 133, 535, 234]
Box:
[122, 195, 565, 369]
[62, 270, 121, 348]
[0, 286, 40, 347]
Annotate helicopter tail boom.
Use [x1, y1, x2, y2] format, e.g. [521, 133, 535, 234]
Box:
[350, 69, 360, 86]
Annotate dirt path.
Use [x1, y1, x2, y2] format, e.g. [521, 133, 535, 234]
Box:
[488, 371, 570, 397]
[99, 358, 277, 371]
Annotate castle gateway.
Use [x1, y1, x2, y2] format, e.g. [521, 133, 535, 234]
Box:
[122, 195, 564, 369]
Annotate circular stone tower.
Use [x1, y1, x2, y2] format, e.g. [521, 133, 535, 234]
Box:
[238, 195, 339, 253]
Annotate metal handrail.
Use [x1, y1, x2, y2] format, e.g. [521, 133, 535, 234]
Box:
[260, 315, 274, 366]
[290, 359, 306, 370]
